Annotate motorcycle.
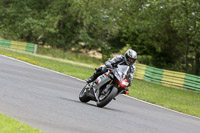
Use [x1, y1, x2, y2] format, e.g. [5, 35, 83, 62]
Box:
[79, 64, 131, 108]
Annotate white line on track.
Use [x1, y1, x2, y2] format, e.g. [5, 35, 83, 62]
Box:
[1, 54, 200, 120]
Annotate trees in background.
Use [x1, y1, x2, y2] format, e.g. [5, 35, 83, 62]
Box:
[113, 0, 200, 75]
[0, 0, 199, 75]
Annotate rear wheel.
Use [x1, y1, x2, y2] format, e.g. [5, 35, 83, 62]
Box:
[79, 85, 90, 103]
[97, 87, 118, 108]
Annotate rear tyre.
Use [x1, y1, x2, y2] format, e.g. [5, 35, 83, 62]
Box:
[79, 85, 90, 103]
[97, 87, 118, 108]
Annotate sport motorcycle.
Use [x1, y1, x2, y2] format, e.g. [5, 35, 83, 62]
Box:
[79, 64, 131, 108]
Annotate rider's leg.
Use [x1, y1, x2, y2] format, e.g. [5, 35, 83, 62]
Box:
[86, 65, 107, 83]
[86, 71, 100, 83]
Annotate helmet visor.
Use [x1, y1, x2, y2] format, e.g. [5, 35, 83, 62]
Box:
[128, 57, 135, 64]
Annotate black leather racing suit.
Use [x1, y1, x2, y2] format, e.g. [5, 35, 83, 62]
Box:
[93, 55, 136, 85]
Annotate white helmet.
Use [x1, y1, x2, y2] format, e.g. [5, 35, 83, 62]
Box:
[124, 49, 137, 65]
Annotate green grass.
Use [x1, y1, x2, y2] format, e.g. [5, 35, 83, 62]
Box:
[130, 80, 200, 117]
[1, 47, 200, 119]
[0, 113, 42, 133]
[0, 48, 94, 79]
[37, 46, 103, 66]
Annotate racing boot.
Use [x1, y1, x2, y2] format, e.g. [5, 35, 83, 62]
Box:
[86, 75, 96, 84]
[86, 67, 103, 83]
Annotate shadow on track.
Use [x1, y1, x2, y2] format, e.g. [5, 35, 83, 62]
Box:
[59, 97, 126, 113]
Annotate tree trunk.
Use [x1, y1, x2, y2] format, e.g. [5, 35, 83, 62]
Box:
[185, 33, 189, 73]
[184, 0, 189, 73]
[195, 51, 200, 75]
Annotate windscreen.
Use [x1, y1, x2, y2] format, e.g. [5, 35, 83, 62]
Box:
[114, 65, 130, 80]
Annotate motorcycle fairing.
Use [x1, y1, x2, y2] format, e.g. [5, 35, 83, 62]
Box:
[93, 72, 111, 101]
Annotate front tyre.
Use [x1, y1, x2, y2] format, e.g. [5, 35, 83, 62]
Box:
[97, 87, 118, 108]
[79, 85, 90, 103]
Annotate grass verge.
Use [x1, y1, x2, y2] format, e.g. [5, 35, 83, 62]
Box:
[0, 113, 42, 133]
[37, 45, 103, 66]
[0, 48, 200, 119]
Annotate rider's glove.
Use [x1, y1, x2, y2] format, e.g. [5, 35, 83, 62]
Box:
[105, 62, 113, 68]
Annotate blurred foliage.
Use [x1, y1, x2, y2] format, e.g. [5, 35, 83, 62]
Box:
[0, 0, 200, 75]
[119, 44, 131, 55]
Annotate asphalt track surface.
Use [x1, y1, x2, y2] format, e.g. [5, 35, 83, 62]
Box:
[0, 55, 200, 133]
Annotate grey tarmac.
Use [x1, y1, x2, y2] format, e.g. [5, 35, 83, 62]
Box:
[0, 55, 200, 133]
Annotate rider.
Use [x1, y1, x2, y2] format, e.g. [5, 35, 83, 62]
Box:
[86, 49, 137, 94]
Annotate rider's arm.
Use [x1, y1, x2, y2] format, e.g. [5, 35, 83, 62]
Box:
[105, 55, 124, 68]
[128, 65, 136, 85]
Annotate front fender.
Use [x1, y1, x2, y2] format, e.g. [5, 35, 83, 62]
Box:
[97, 86, 118, 108]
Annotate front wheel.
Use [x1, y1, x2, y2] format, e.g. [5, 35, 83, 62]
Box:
[97, 87, 118, 108]
[79, 85, 90, 103]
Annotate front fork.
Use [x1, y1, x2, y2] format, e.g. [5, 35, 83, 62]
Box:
[93, 80, 114, 102]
